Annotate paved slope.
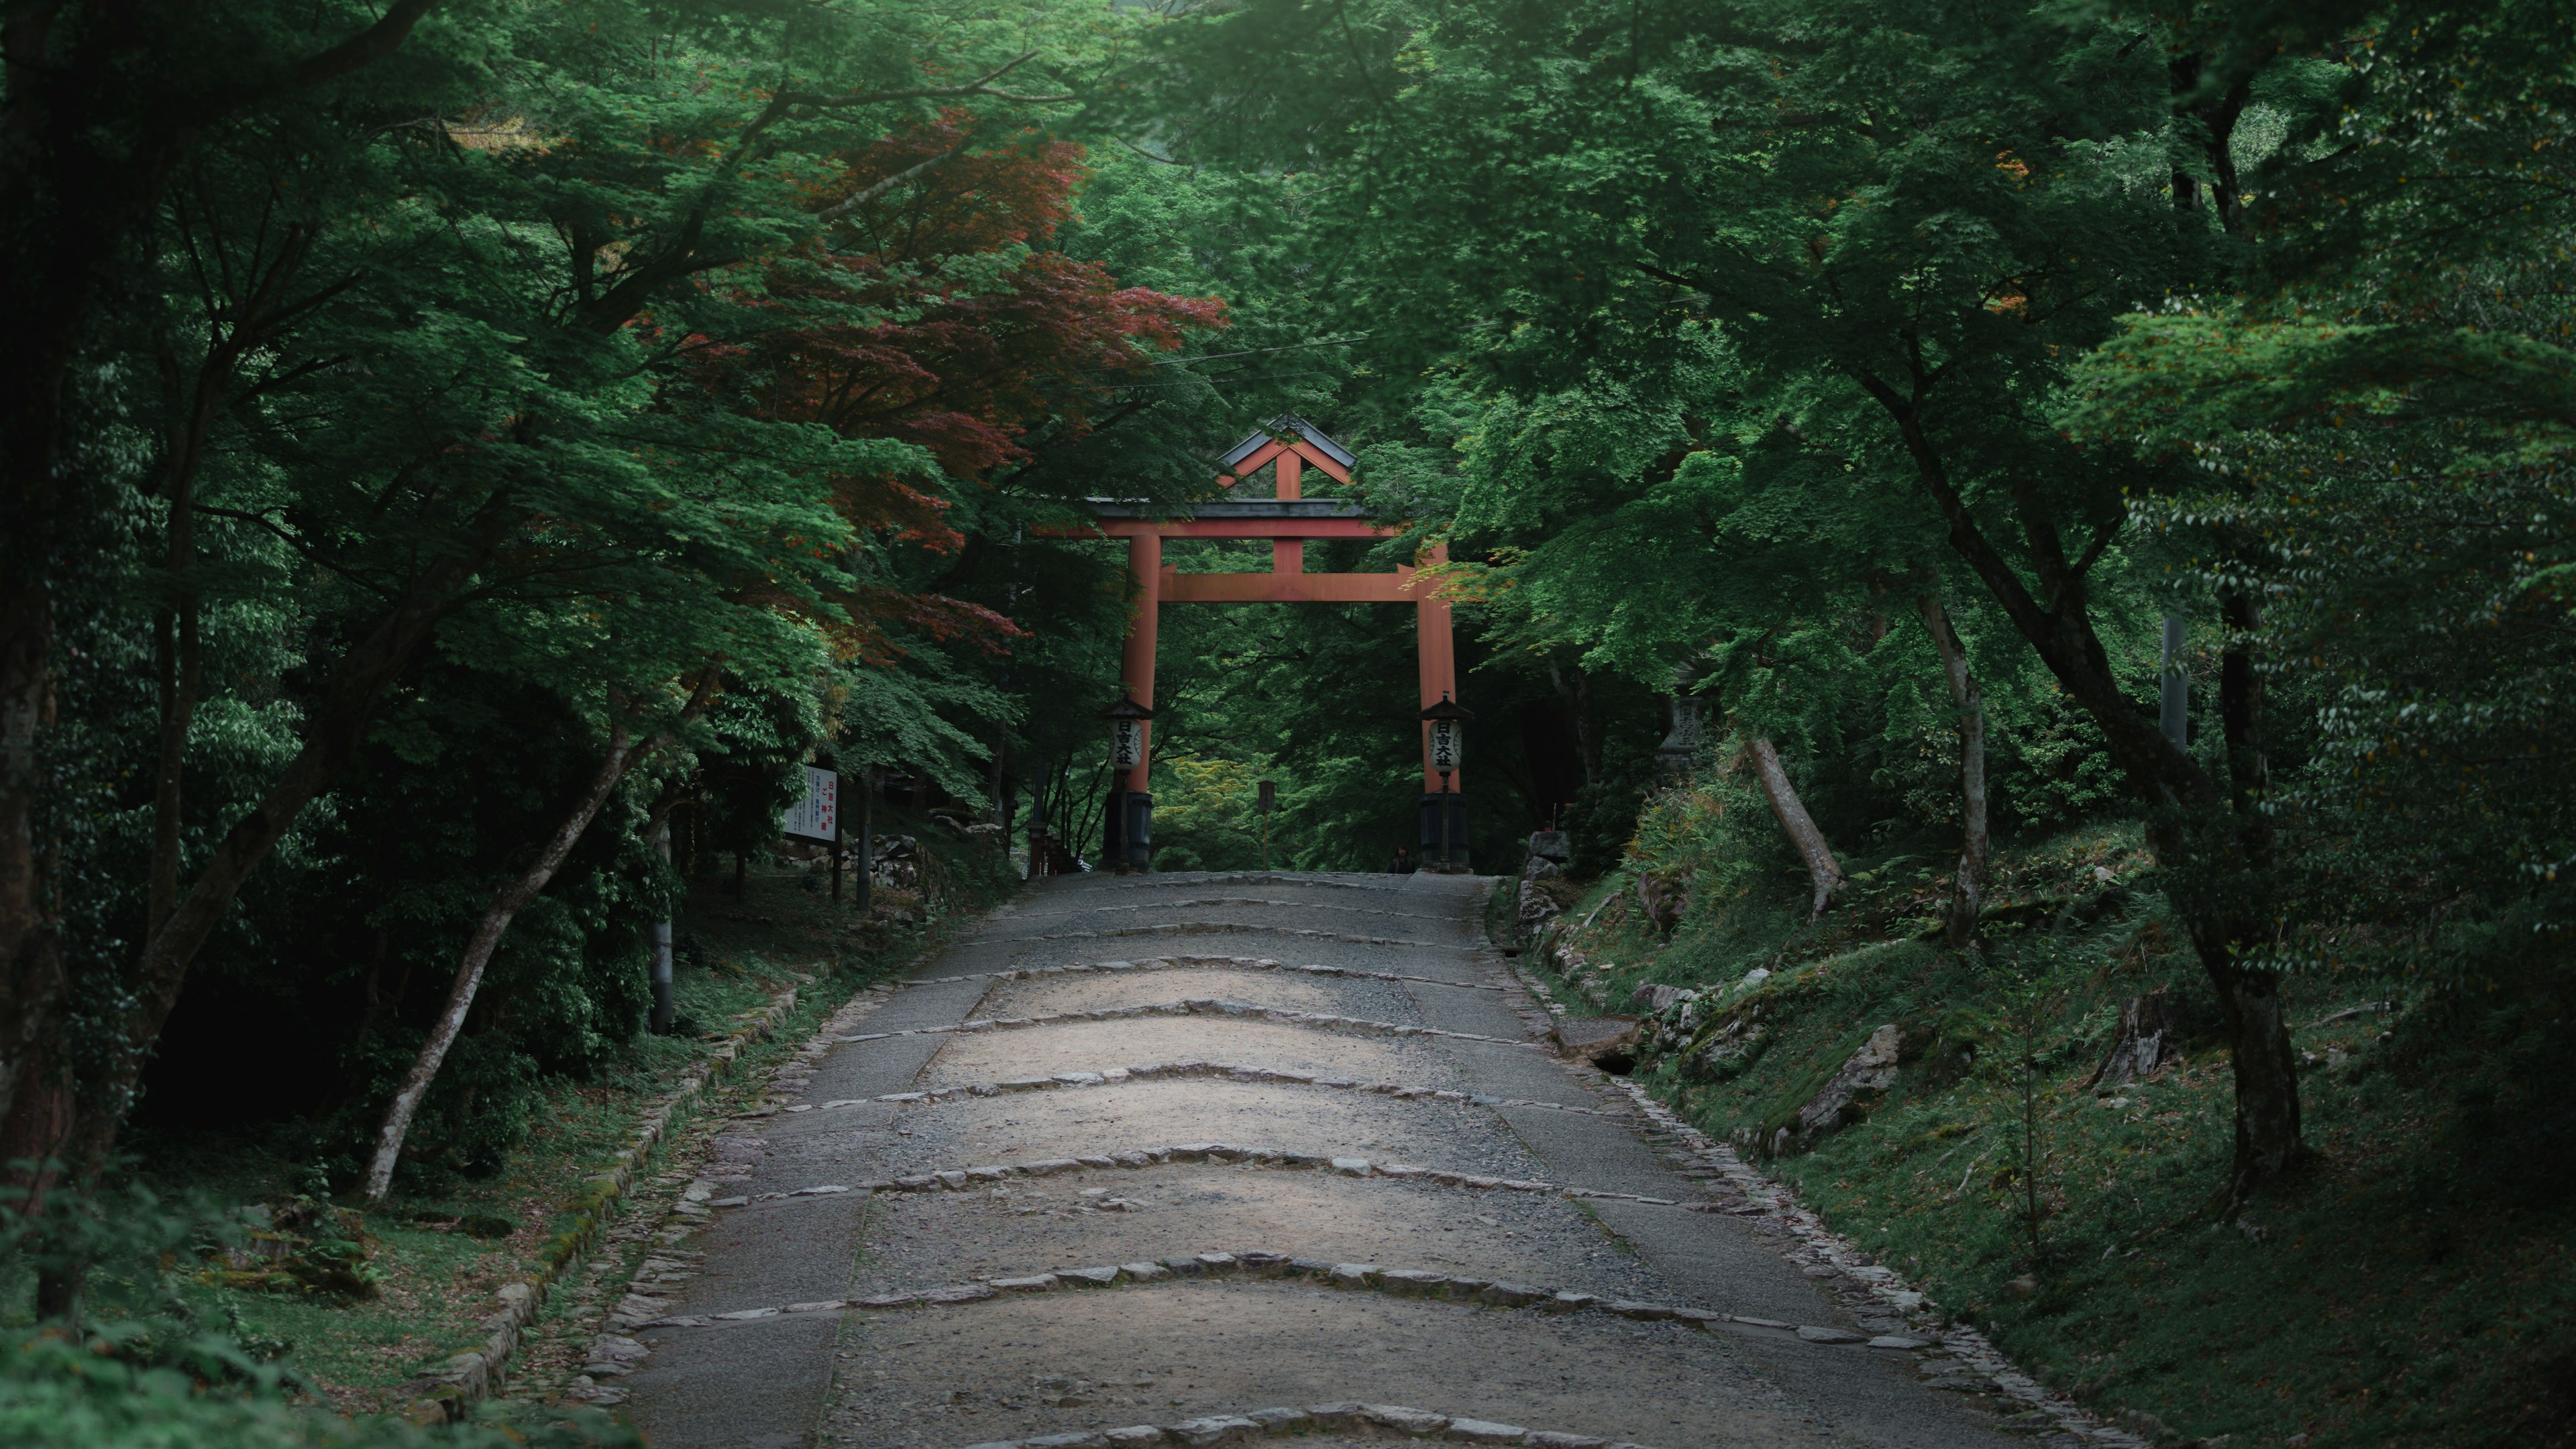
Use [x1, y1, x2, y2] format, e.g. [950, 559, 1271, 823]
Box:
[621, 873, 2035, 1449]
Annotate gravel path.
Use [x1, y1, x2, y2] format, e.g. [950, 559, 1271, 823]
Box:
[616, 873, 2050, 1449]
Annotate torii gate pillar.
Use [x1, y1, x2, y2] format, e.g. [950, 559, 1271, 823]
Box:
[1090, 417, 1468, 874]
[1113, 531, 1163, 871]
[1413, 540, 1466, 869]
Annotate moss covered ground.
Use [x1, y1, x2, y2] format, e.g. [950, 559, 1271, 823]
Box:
[1526, 810, 2576, 1449]
[112, 807, 1020, 1414]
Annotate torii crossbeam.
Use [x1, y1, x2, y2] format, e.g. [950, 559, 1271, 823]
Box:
[1075, 418, 1465, 872]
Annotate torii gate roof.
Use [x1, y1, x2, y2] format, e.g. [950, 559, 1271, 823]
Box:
[1082, 418, 1389, 536]
[1218, 415, 1356, 472]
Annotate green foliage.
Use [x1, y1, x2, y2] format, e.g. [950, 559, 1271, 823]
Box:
[2059, 0, 2576, 981]
[1, 1183, 636, 1446]
[1597, 837, 2576, 1448]
[1149, 754, 1270, 872]
[64, 0, 1332, 1196]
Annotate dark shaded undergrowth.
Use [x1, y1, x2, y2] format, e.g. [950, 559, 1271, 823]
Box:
[1, 809, 1018, 1441]
[1528, 806, 2576, 1449]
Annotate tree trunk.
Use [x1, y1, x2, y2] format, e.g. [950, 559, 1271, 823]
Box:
[1855, 374, 2303, 1197]
[145, 223, 317, 934]
[0, 616, 60, 1152]
[1746, 737, 1847, 920]
[0, 0, 452, 1148]
[648, 818, 676, 1034]
[0, 500, 517, 1222]
[2212, 581, 2298, 1199]
[2086, 989, 2173, 1091]
[363, 667, 714, 1199]
[855, 767, 875, 911]
[363, 726, 642, 1201]
[114, 504, 515, 1097]
[1549, 663, 1604, 789]
[0, 1043, 75, 1213]
[1915, 590, 1988, 949]
[0, 1036, 81, 1324]
[146, 592, 201, 936]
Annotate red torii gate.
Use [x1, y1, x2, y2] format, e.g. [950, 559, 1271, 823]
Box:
[1081, 418, 1465, 872]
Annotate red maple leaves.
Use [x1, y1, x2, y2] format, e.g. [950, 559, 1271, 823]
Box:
[728, 115, 1226, 550]
[692, 113, 1226, 660]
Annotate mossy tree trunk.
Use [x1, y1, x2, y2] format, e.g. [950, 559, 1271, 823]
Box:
[1746, 737, 1847, 921]
[1915, 589, 1988, 949]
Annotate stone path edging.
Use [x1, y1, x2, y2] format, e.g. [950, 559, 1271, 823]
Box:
[796, 1057, 1613, 1119]
[1507, 961, 2151, 1448]
[830, 998, 1534, 1051]
[625, 1246, 1936, 1357]
[548, 969, 943, 1402]
[399, 979, 829, 1421]
[1029, 924, 1463, 949]
[951, 1397, 1661, 1449]
[889, 955, 1508, 994]
[1070, 873, 1405, 894]
[1008, 898, 1464, 926]
[694, 1142, 1705, 1208]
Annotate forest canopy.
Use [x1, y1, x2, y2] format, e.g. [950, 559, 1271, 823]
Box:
[1, 0, 2571, 1436]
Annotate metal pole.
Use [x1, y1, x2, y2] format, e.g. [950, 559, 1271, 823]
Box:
[2159, 612, 2188, 751]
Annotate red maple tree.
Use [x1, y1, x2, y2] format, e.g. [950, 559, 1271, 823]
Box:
[692, 115, 1224, 657]
[733, 115, 1225, 548]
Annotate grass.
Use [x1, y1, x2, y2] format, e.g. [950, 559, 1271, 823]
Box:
[126, 805, 1019, 1414]
[1532, 802, 2576, 1449]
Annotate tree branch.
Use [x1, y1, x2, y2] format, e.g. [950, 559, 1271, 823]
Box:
[775, 52, 1072, 110]
[191, 0, 449, 119]
[2067, 509, 2124, 586]
[816, 143, 966, 221]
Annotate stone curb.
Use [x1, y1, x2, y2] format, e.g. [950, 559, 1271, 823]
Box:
[890, 954, 1509, 994]
[803, 1058, 1611, 1118]
[947, 1399, 1663, 1449]
[1070, 872, 1407, 894]
[1031, 924, 1462, 949]
[546, 975, 954, 1406]
[697, 1142, 1712, 1208]
[835, 998, 1535, 1049]
[398, 980, 822, 1422]
[626, 1245, 1940, 1354]
[1004, 898, 1465, 926]
[1510, 962, 2151, 1448]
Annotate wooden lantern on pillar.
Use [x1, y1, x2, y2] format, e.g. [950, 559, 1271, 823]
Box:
[1099, 692, 1156, 872]
[1418, 693, 1472, 873]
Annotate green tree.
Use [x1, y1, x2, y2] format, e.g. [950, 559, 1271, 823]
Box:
[1118, 0, 2345, 1196]
[2067, 0, 2576, 980]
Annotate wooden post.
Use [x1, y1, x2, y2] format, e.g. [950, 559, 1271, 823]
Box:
[853, 768, 874, 915]
[1438, 769, 1454, 871]
[1113, 533, 1162, 871]
[1121, 533, 1161, 794]
[1414, 541, 1458, 794]
[1272, 448, 1303, 578]
[1413, 541, 1466, 871]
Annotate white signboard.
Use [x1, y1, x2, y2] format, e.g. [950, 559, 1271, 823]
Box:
[1428, 718, 1461, 771]
[782, 765, 839, 841]
[1112, 717, 1146, 768]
